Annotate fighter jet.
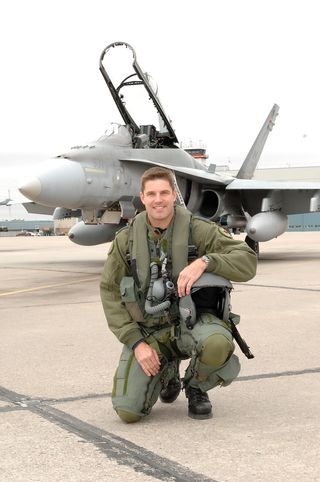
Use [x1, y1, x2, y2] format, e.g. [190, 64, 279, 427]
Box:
[19, 42, 320, 252]
[0, 198, 12, 206]
[0, 191, 13, 206]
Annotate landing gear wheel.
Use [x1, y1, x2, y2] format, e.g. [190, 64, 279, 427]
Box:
[245, 236, 259, 256]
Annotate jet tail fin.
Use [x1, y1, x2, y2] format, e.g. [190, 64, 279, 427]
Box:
[236, 104, 279, 179]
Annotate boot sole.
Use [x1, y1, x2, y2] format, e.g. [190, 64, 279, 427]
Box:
[188, 410, 213, 420]
[159, 391, 181, 404]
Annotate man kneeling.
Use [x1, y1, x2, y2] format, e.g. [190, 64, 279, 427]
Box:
[100, 167, 257, 422]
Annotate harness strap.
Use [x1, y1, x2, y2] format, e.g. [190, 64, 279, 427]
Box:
[128, 206, 193, 292]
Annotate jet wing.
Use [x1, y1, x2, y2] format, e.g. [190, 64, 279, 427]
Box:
[120, 158, 234, 186]
[226, 178, 320, 215]
[226, 179, 320, 190]
[22, 202, 55, 215]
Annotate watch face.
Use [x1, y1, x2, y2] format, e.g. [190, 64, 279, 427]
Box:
[202, 255, 209, 264]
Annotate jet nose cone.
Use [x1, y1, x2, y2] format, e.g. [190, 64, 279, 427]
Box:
[18, 158, 86, 207]
[19, 177, 42, 200]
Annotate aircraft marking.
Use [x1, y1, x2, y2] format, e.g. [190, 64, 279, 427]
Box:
[84, 167, 106, 174]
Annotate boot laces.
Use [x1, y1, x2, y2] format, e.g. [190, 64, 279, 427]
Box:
[188, 386, 209, 403]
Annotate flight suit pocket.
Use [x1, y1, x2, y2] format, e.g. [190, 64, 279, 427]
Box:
[120, 277, 144, 322]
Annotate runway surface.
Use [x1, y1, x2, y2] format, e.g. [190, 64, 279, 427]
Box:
[1, 233, 319, 481]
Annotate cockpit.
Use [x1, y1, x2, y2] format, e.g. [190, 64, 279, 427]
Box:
[99, 42, 179, 149]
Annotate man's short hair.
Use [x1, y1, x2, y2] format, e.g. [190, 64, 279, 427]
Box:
[140, 167, 175, 192]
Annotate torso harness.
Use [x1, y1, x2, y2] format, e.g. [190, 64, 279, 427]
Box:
[121, 206, 196, 327]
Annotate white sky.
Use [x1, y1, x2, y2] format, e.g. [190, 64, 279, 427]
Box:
[1, 0, 320, 209]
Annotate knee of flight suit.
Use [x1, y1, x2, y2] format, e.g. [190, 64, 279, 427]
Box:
[200, 333, 234, 368]
[116, 409, 142, 424]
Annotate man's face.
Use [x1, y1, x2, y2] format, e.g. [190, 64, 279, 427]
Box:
[140, 178, 177, 228]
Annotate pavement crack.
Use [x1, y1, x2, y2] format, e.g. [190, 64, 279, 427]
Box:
[45, 391, 111, 404]
[0, 385, 217, 482]
[235, 282, 320, 292]
[2, 365, 319, 411]
[237, 366, 320, 382]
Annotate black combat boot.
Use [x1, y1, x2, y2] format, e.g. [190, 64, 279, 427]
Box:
[185, 386, 213, 419]
[159, 377, 181, 403]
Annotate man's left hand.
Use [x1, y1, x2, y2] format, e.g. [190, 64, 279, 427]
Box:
[177, 258, 207, 297]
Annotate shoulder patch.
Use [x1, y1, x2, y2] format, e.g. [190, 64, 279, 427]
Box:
[218, 226, 232, 238]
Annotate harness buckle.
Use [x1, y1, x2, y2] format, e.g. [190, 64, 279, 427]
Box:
[171, 323, 181, 340]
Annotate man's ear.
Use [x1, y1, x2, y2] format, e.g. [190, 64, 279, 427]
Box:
[140, 191, 145, 206]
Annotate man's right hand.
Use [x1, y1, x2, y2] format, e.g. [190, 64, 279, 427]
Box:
[134, 341, 161, 377]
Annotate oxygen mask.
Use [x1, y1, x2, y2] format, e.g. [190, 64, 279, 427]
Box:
[145, 262, 175, 315]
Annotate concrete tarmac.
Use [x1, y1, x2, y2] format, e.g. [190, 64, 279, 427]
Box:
[0, 233, 319, 482]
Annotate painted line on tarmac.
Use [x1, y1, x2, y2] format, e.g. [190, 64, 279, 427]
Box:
[2, 266, 102, 275]
[0, 385, 217, 482]
[0, 276, 100, 297]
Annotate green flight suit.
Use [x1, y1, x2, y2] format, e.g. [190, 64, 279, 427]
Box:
[100, 207, 257, 421]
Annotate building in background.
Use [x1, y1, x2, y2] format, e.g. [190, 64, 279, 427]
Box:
[0, 220, 54, 236]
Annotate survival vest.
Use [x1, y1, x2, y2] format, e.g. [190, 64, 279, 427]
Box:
[120, 206, 197, 325]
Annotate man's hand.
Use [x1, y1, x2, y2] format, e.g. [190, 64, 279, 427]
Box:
[134, 341, 161, 377]
[177, 258, 207, 297]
